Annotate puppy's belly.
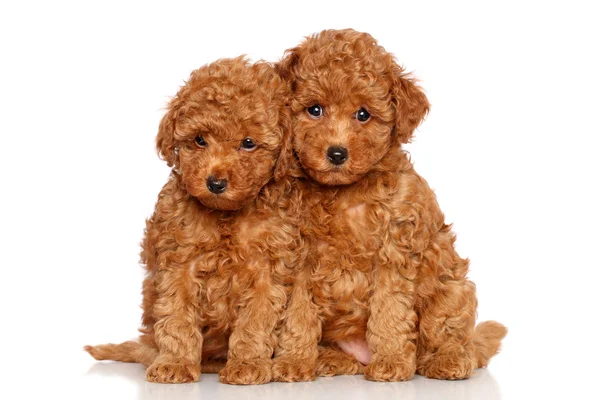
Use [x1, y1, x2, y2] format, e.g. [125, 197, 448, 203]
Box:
[314, 250, 372, 365]
[337, 338, 372, 365]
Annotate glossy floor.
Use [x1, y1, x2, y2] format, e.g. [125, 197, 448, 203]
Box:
[65, 346, 593, 400]
[78, 362, 501, 400]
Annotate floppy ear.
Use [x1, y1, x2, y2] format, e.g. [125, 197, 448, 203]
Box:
[272, 53, 298, 181]
[391, 66, 430, 145]
[274, 106, 293, 181]
[155, 99, 181, 167]
[275, 47, 300, 85]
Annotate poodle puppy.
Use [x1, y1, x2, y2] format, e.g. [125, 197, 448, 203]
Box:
[272, 29, 506, 382]
[85, 56, 302, 385]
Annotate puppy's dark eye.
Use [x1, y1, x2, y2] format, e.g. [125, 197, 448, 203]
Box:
[307, 104, 323, 118]
[241, 138, 257, 151]
[194, 136, 207, 147]
[355, 108, 371, 122]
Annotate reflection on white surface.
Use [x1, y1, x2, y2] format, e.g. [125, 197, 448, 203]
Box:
[84, 362, 500, 400]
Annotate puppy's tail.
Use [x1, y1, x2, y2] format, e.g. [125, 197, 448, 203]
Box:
[473, 321, 507, 368]
[84, 340, 157, 367]
[84, 340, 226, 373]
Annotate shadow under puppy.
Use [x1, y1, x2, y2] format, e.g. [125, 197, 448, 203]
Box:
[272, 29, 506, 382]
[86, 57, 302, 385]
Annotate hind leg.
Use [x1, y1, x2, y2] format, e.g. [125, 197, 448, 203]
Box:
[417, 278, 478, 380]
[415, 225, 480, 380]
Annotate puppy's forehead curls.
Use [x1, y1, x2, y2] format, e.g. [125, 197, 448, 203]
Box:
[155, 56, 293, 210]
[276, 29, 430, 185]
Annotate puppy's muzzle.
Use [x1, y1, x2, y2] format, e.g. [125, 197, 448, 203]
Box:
[206, 175, 228, 194]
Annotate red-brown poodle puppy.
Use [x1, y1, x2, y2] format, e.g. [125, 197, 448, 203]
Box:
[272, 29, 507, 382]
[85, 56, 303, 385]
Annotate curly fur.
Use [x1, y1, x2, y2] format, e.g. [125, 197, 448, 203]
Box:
[272, 29, 506, 382]
[85, 57, 303, 385]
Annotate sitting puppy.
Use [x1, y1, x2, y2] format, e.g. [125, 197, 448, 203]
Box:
[86, 57, 301, 385]
[272, 29, 506, 382]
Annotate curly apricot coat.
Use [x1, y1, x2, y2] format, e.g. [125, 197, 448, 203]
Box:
[272, 29, 506, 382]
[86, 57, 303, 385]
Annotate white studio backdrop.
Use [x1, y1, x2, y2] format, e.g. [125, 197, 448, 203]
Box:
[1, 1, 598, 399]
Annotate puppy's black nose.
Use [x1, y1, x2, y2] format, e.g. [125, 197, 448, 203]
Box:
[206, 176, 228, 194]
[327, 146, 348, 165]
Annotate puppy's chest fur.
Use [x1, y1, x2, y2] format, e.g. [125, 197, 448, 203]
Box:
[188, 187, 300, 334]
[306, 184, 387, 340]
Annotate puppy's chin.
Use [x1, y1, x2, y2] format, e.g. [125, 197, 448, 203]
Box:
[196, 195, 249, 211]
[297, 153, 366, 186]
[304, 167, 364, 186]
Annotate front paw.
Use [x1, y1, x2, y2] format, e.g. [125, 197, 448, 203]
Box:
[272, 356, 316, 382]
[364, 355, 415, 382]
[219, 358, 272, 385]
[146, 359, 200, 383]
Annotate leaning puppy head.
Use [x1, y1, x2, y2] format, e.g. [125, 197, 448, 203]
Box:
[277, 29, 429, 185]
[157, 57, 291, 210]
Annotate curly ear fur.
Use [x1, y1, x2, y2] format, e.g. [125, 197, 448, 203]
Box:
[275, 48, 300, 86]
[249, 60, 295, 182]
[391, 66, 430, 145]
[156, 98, 181, 168]
[274, 105, 293, 181]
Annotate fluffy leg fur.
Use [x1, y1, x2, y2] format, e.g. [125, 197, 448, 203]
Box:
[417, 277, 479, 380]
[218, 254, 286, 385]
[272, 267, 320, 382]
[415, 227, 506, 380]
[145, 267, 203, 383]
[364, 261, 418, 382]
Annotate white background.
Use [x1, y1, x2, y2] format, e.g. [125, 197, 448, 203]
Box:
[1, 1, 599, 399]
